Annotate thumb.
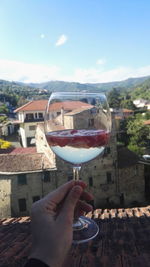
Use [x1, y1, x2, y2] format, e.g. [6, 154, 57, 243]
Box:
[58, 185, 83, 223]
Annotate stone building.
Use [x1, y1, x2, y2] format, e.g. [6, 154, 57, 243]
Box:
[14, 100, 92, 147]
[0, 149, 57, 218]
[0, 103, 146, 218]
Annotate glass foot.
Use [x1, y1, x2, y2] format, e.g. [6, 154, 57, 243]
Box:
[73, 216, 99, 244]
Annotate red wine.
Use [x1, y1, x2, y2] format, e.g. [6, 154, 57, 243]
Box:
[46, 129, 109, 148]
[46, 129, 109, 164]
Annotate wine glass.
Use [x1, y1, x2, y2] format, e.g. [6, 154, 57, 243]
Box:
[44, 92, 111, 244]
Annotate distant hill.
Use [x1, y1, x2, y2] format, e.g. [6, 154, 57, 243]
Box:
[27, 75, 150, 93]
[0, 75, 150, 100]
[130, 77, 150, 100]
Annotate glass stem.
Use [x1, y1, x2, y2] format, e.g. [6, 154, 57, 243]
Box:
[73, 165, 81, 181]
[73, 165, 81, 223]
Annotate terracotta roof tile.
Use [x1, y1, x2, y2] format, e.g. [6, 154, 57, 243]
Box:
[0, 153, 54, 173]
[122, 109, 133, 113]
[1, 206, 150, 266]
[10, 147, 37, 154]
[14, 100, 48, 112]
[14, 100, 92, 113]
[65, 106, 93, 116]
[144, 120, 150, 125]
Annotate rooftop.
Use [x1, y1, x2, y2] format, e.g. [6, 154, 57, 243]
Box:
[122, 108, 133, 113]
[1, 206, 150, 267]
[117, 147, 140, 168]
[144, 120, 150, 125]
[14, 100, 48, 112]
[0, 152, 55, 174]
[65, 106, 92, 116]
[14, 100, 92, 113]
[9, 147, 37, 154]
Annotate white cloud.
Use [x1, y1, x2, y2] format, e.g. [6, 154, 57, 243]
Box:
[96, 58, 106, 65]
[40, 34, 45, 39]
[61, 66, 150, 83]
[0, 58, 150, 84]
[55, 34, 68, 46]
[0, 59, 60, 83]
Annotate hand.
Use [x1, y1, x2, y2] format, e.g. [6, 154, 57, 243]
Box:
[29, 180, 93, 267]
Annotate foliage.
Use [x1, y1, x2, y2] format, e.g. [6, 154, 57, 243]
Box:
[127, 143, 144, 155]
[0, 104, 9, 114]
[130, 78, 150, 100]
[0, 76, 150, 109]
[0, 139, 12, 149]
[120, 99, 137, 110]
[107, 88, 122, 108]
[17, 96, 28, 107]
[0, 115, 8, 123]
[117, 117, 131, 145]
[127, 116, 150, 155]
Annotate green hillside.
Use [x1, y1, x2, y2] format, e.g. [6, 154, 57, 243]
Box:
[130, 78, 150, 100]
[0, 75, 150, 107]
[28, 75, 150, 93]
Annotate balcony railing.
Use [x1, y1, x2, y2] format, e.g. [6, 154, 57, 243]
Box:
[24, 118, 44, 123]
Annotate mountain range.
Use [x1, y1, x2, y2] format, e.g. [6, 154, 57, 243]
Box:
[0, 75, 150, 95]
[27, 75, 150, 93]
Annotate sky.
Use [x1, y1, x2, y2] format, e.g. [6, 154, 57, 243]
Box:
[0, 0, 150, 84]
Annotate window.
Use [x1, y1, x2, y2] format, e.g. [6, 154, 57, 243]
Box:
[43, 171, 51, 182]
[57, 112, 61, 116]
[135, 165, 138, 175]
[29, 125, 36, 131]
[38, 113, 43, 118]
[33, 196, 40, 203]
[106, 172, 112, 184]
[106, 147, 111, 154]
[120, 193, 124, 205]
[26, 113, 34, 120]
[103, 147, 111, 157]
[35, 113, 38, 118]
[89, 177, 93, 187]
[18, 198, 27, 212]
[18, 174, 27, 185]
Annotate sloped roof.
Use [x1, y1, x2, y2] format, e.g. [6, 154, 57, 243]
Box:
[144, 120, 150, 125]
[65, 106, 92, 116]
[1, 206, 150, 267]
[14, 100, 92, 113]
[122, 108, 133, 113]
[117, 147, 139, 168]
[14, 100, 48, 112]
[9, 147, 37, 154]
[0, 153, 54, 173]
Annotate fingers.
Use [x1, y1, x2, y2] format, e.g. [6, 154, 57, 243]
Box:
[74, 200, 93, 218]
[80, 191, 93, 202]
[44, 180, 86, 205]
[57, 185, 83, 223]
[76, 200, 93, 213]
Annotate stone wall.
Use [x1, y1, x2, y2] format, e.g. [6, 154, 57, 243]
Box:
[0, 176, 11, 218]
[119, 163, 145, 206]
[0, 171, 59, 219]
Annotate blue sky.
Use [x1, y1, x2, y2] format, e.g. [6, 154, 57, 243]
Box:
[0, 0, 150, 83]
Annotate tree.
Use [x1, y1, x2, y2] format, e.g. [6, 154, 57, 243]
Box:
[108, 88, 121, 108]
[0, 104, 9, 114]
[120, 99, 137, 110]
[127, 117, 150, 155]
